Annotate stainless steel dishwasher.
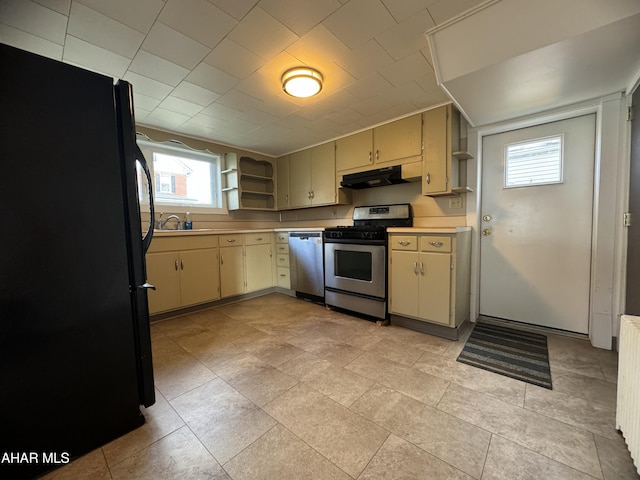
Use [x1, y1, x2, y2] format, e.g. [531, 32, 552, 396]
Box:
[289, 231, 324, 302]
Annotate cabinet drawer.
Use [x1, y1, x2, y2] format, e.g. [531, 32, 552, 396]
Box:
[390, 235, 418, 251]
[420, 236, 452, 253]
[245, 233, 271, 245]
[148, 235, 218, 253]
[219, 234, 244, 246]
[275, 232, 289, 243]
[276, 267, 290, 288]
[276, 254, 290, 268]
[275, 243, 289, 255]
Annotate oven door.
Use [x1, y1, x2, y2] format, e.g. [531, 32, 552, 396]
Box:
[324, 242, 386, 298]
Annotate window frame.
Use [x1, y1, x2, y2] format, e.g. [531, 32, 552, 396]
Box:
[503, 134, 565, 189]
[136, 135, 227, 215]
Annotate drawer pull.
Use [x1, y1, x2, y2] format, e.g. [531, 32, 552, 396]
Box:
[256, 237, 263, 241]
[429, 241, 444, 247]
[226, 239, 236, 243]
[398, 240, 411, 246]
[280, 274, 286, 277]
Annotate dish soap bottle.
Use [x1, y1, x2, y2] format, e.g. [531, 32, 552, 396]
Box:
[184, 212, 192, 230]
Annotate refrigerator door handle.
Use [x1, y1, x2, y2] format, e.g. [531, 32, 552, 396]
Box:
[138, 282, 156, 291]
[136, 144, 154, 254]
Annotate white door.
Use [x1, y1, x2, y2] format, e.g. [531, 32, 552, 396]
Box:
[480, 114, 596, 333]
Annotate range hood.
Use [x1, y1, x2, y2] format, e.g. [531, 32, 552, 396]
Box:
[340, 165, 419, 189]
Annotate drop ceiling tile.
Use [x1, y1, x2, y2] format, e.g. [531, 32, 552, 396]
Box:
[158, 0, 237, 49]
[260, 0, 341, 35]
[158, 96, 205, 117]
[204, 38, 263, 79]
[285, 25, 351, 65]
[381, 0, 439, 22]
[133, 106, 151, 121]
[171, 81, 220, 107]
[0, 24, 63, 60]
[133, 92, 162, 111]
[63, 35, 131, 78]
[186, 62, 240, 95]
[234, 73, 276, 104]
[375, 9, 433, 60]
[207, 0, 259, 21]
[216, 89, 266, 112]
[187, 112, 231, 130]
[143, 107, 191, 129]
[426, 0, 486, 25]
[76, 0, 163, 33]
[322, 0, 396, 49]
[129, 50, 190, 87]
[200, 102, 241, 121]
[345, 72, 393, 100]
[68, 2, 144, 59]
[34, 0, 70, 15]
[142, 22, 210, 70]
[324, 107, 366, 126]
[124, 71, 174, 100]
[378, 51, 432, 87]
[336, 39, 395, 79]
[0, 0, 67, 45]
[227, 7, 298, 59]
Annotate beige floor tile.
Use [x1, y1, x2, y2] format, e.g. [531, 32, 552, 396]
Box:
[593, 433, 640, 480]
[213, 352, 298, 406]
[346, 351, 450, 405]
[263, 383, 389, 478]
[109, 425, 229, 479]
[289, 332, 365, 366]
[351, 384, 490, 479]
[413, 350, 526, 406]
[223, 424, 350, 480]
[358, 434, 473, 480]
[239, 335, 305, 367]
[551, 369, 618, 409]
[524, 384, 619, 440]
[170, 377, 277, 464]
[363, 337, 426, 366]
[379, 324, 453, 354]
[277, 351, 334, 381]
[547, 334, 614, 381]
[153, 315, 210, 341]
[40, 448, 111, 480]
[102, 390, 185, 466]
[438, 383, 603, 478]
[303, 363, 375, 407]
[482, 435, 596, 480]
[174, 330, 246, 368]
[151, 335, 217, 400]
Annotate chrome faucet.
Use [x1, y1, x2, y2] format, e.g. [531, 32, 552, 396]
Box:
[155, 213, 181, 230]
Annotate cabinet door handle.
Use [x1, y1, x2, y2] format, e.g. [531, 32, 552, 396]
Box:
[429, 241, 444, 247]
[180, 260, 184, 270]
[426, 172, 431, 185]
[310, 191, 315, 199]
[220, 255, 224, 265]
[376, 149, 379, 161]
[420, 262, 424, 275]
[285, 194, 288, 201]
[269, 249, 272, 257]
[227, 239, 236, 243]
[174, 260, 179, 271]
[368, 152, 372, 163]
[413, 261, 418, 275]
[398, 240, 411, 246]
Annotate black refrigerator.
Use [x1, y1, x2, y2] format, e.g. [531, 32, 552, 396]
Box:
[0, 44, 155, 479]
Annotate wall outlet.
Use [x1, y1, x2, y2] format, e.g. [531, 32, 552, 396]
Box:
[449, 196, 463, 209]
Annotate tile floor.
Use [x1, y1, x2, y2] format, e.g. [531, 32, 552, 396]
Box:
[43, 293, 638, 479]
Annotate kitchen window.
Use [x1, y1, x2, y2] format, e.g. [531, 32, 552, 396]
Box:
[504, 135, 563, 188]
[136, 135, 225, 214]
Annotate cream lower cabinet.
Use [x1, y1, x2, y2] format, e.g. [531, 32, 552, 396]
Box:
[219, 234, 245, 298]
[274, 232, 290, 289]
[245, 233, 274, 293]
[146, 236, 220, 314]
[389, 231, 471, 330]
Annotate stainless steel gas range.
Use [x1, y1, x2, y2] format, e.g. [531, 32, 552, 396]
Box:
[323, 204, 413, 320]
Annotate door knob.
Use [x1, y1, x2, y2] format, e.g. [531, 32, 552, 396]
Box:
[482, 228, 492, 236]
[482, 215, 492, 222]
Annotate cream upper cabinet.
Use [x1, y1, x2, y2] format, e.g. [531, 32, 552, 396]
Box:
[389, 230, 471, 330]
[336, 114, 422, 173]
[335, 130, 373, 172]
[289, 141, 336, 208]
[245, 233, 274, 293]
[373, 114, 422, 165]
[276, 155, 290, 210]
[422, 104, 473, 196]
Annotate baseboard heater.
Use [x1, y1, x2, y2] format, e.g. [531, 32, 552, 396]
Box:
[617, 314, 640, 474]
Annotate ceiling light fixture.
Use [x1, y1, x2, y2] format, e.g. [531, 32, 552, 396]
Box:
[281, 67, 323, 98]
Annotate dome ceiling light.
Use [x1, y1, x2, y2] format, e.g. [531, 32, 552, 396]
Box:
[281, 67, 323, 98]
